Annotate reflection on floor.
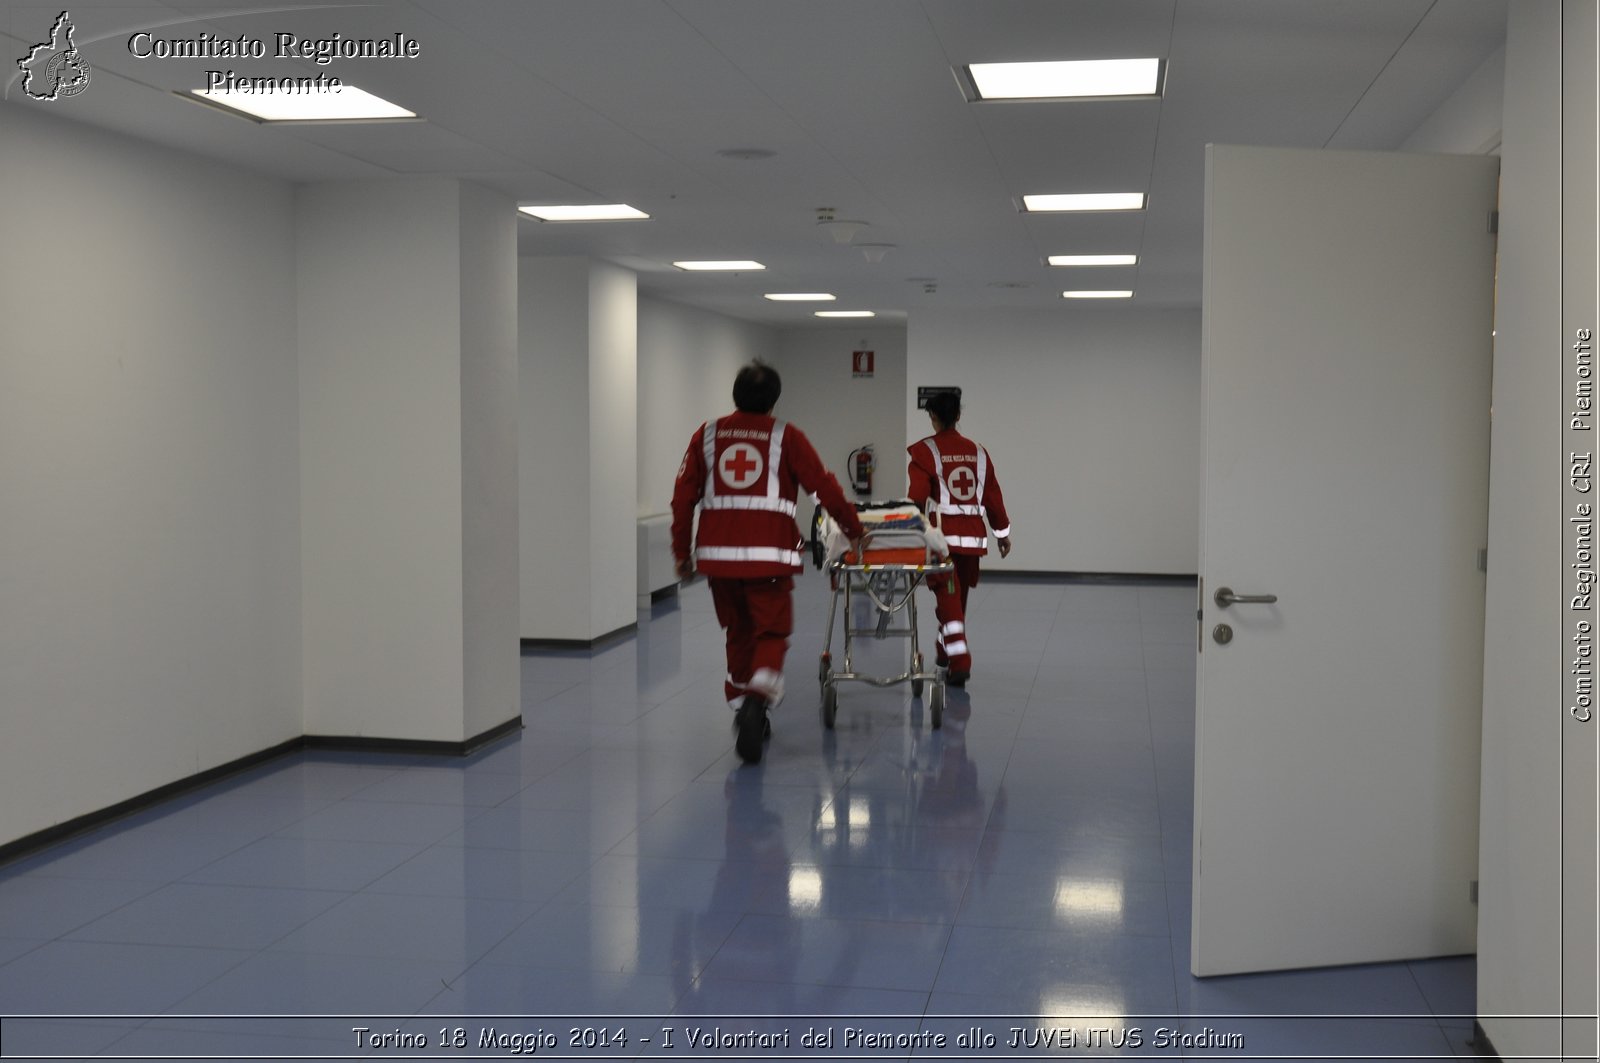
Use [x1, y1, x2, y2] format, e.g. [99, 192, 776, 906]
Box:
[0, 577, 1478, 1059]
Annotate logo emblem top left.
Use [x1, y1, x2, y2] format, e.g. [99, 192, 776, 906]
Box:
[18, 11, 92, 101]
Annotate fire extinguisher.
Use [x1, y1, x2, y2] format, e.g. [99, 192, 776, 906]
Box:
[849, 445, 875, 497]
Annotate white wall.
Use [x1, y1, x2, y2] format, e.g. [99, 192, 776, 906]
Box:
[637, 297, 776, 517]
[521, 259, 639, 641]
[458, 182, 521, 740]
[906, 308, 1201, 575]
[0, 105, 302, 845]
[1387, 19, 1598, 1054]
[1401, 45, 1505, 155]
[773, 327, 908, 502]
[520, 258, 593, 639]
[300, 178, 519, 744]
[1476, 3, 1568, 1057]
[588, 263, 639, 639]
[298, 180, 466, 741]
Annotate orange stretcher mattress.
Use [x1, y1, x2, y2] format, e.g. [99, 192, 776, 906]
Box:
[838, 501, 932, 566]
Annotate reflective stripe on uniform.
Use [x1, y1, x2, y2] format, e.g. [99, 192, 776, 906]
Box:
[766, 422, 786, 497]
[749, 667, 785, 705]
[941, 621, 966, 637]
[945, 535, 988, 549]
[944, 640, 969, 656]
[992, 525, 1011, 539]
[934, 503, 984, 517]
[925, 439, 948, 510]
[695, 546, 804, 566]
[701, 422, 717, 498]
[702, 496, 798, 515]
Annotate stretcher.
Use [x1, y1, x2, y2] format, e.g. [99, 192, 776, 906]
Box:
[811, 501, 954, 729]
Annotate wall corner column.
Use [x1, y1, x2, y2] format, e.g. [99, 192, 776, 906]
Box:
[519, 257, 638, 642]
[298, 178, 519, 745]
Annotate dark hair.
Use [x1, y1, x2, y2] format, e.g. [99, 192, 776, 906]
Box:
[733, 361, 781, 413]
[926, 390, 961, 427]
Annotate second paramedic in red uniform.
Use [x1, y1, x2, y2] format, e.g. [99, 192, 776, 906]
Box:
[672, 362, 865, 765]
[907, 390, 1012, 687]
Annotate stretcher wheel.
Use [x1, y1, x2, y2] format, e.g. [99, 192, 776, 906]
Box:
[818, 653, 831, 687]
[821, 682, 837, 730]
[929, 682, 944, 730]
[911, 652, 924, 698]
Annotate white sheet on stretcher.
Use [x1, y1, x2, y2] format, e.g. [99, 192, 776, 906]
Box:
[820, 500, 949, 567]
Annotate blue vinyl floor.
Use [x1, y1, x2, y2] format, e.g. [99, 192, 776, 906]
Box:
[0, 577, 1478, 1060]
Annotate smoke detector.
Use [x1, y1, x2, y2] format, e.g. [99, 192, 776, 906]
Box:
[815, 208, 868, 244]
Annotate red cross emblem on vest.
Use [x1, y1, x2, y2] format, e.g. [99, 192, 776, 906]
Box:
[947, 465, 978, 502]
[719, 442, 764, 489]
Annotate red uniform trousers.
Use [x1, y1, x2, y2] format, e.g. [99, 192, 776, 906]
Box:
[931, 554, 981, 669]
[709, 575, 794, 707]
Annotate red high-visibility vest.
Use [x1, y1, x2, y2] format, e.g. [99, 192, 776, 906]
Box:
[672, 412, 863, 577]
[907, 428, 1011, 556]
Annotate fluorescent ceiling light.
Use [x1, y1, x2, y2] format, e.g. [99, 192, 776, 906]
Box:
[1024, 192, 1145, 212]
[1063, 290, 1134, 299]
[673, 260, 765, 271]
[967, 58, 1162, 100]
[764, 293, 836, 301]
[519, 204, 648, 222]
[1048, 254, 1139, 267]
[815, 310, 875, 318]
[189, 84, 414, 122]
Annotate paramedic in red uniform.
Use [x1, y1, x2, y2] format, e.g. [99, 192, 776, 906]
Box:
[672, 362, 865, 764]
[907, 390, 1012, 687]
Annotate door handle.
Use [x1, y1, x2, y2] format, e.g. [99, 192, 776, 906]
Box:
[1214, 586, 1278, 608]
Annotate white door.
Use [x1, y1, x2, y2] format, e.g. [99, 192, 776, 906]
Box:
[1192, 145, 1497, 976]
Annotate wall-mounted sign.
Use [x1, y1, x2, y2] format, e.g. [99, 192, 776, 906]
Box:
[852, 350, 875, 377]
[917, 385, 962, 409]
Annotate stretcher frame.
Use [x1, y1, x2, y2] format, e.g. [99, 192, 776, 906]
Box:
[818, 526, 953, 730]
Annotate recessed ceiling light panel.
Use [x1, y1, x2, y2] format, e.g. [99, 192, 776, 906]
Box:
[815, 310, 875, 318]
[519, 204, 648, 221]
[965, 58, 1163, 100]
[1048, 254, 1139, 267]
[764, 293, 836, 301]
[1023, 193, 1145, 213]
[188, 83, 415, 122]
[673, 260, 765, 271]
[1062, 290, 1134, 299]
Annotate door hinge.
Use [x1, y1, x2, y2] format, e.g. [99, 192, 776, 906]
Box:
[1488, 210, 1499, 234]
[1477, 547, 1488, 573]
[1470, 880, 1479, 904]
